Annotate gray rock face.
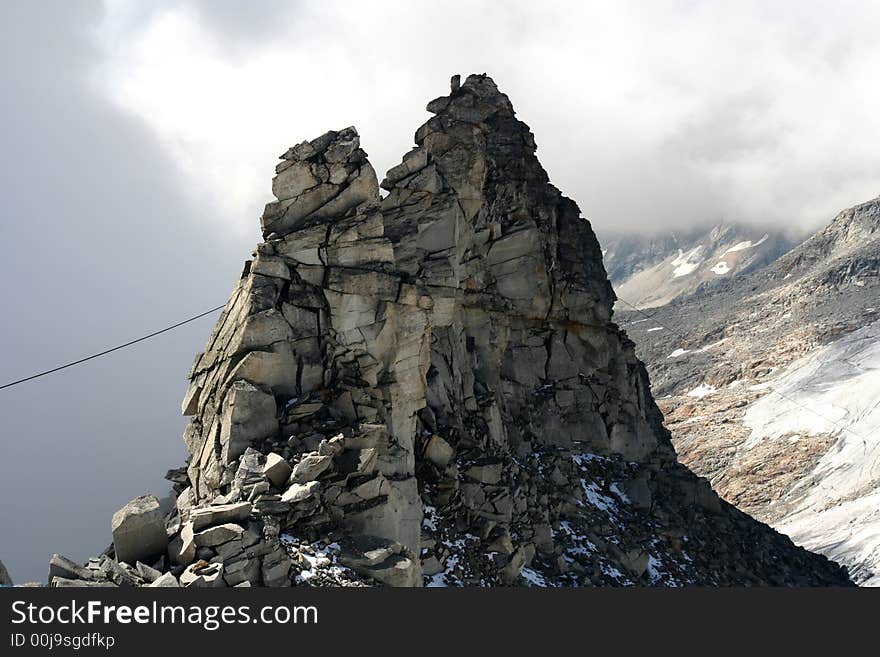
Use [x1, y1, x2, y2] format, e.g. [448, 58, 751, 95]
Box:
[111, 495, 167, 566]
[0, 559, 12, 586]
[171, 73, 850, 586]
[42, 73, 852, 588]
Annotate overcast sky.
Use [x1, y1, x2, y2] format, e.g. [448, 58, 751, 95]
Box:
[2, 0, 880, 582]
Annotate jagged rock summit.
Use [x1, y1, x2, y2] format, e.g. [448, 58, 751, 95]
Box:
[42, 74, 850, 587]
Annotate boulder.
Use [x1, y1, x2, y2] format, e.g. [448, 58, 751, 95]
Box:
[0, 559, 12, 586]
[48, 554, 94, 584]
[339, 536, 421, 587]
[281, 481, 320, 504]
[263, 453, 292, 488]
[135, 561, 162, 583]
[290, 453, 332, 484]
[180, 561, 226, 588]
[335, 448, 377, 476]
[194, 523, 246, 547]
[148, 572, 180, 587]
[423, 435, 454, 467]
[620, 477, 653, 511]
[111, 495, 167, 565]
[190, 502, 252, 531]
[465, 462, 503, 485]
[620, 550, 650, 578]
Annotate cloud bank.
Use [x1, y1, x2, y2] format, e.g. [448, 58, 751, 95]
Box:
[94, 0, 880, 236]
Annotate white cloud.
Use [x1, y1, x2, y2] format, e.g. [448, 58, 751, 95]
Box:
[92, 0, 880, 237]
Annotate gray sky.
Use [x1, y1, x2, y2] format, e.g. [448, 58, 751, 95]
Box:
[1, 0, 879, 582]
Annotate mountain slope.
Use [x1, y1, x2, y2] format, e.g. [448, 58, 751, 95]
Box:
[602, 225, 795, 309]
[621, 196, 880, 583]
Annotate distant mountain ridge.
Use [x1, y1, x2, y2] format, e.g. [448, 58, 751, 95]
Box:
[601, 224, 797, 309]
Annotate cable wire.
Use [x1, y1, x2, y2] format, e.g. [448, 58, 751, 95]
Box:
[0, 304, 225, 391]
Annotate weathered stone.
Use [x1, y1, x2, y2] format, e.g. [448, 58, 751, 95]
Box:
[281, 481, 320, 504]
[261, 547, 293, 587]
[340, 536, 420, 587]
[464, 462, 503, 485]
[620, 477, 653, 511]
[48, 554, 94, 584]
[190, 502, 252, 531]
[180, 561, 226, 588]
[423, 435, 454, 468]
[263, 453, 292, 488]
[168, 521, 196, 566]
[223, 555, 262, 587]
[147, 572, 180, 587]
[619, 550, 650, 578]
[0, 559, 11, 586]
[421, 554, 442, 576]
[95, 556, 139, 587]
[290, 453, 332, 484]
[194, 523, 245, 548]
[318, 435, 345, 457]
[52, 577, 117, 588]
[111, 495, 167, 566]
[219, 381, 278, 464]
[335, 448, 377, 476]
[135, 561, 162, 583]
[227, 344, 298, 398]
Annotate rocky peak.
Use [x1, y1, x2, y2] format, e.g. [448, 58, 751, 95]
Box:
[262, 126, 380, 239]
[777, 196, 880, 282]
[38, 74, 852, 588]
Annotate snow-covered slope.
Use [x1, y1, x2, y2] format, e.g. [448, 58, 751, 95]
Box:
[742, 321, 880, 584]
[617, 196, 880, 585]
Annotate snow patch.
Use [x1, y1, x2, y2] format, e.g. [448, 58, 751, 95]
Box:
[520, 568, 548, 587]
[711, 261, 731, 275]
[671, 247, 704, 278]
[686, 383, 716, 398]
[723, 234, 767, 255]
[647, 327, 664, 332]
[667, 348, 690, 359]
